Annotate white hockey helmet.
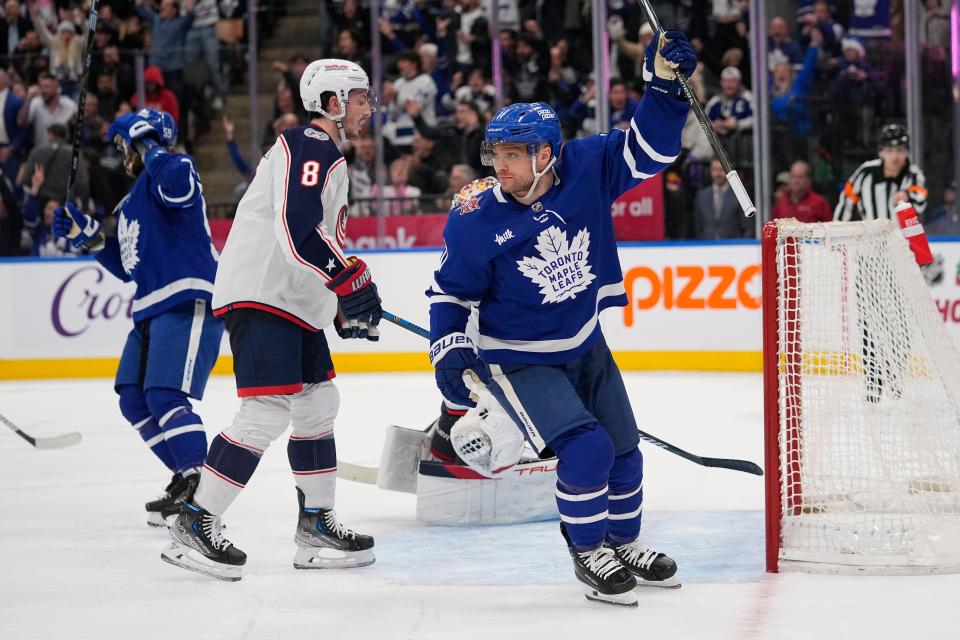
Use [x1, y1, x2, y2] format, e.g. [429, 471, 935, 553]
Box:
[300, 58, 373, 119]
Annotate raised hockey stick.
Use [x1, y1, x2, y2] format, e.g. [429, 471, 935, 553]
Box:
[383, 310, 763, 476]
[636, 0, 756, 218]
[1, 413, 82, 449]
[65, 0, 100, 205]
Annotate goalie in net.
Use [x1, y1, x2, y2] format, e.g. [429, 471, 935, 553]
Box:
[763, 217, 960, 575]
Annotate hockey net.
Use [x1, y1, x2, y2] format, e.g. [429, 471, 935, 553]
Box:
[762, 219, 960, 574]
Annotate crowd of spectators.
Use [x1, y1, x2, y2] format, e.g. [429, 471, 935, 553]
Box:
[0, 0, 261, 258]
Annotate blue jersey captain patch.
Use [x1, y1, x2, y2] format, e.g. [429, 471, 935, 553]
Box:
[516, 225, 595, 304]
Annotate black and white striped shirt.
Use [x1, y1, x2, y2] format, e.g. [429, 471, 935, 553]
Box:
[834, 159, 928, 221]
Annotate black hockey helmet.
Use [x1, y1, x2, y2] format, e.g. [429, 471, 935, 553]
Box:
[878, 123, 909, 149]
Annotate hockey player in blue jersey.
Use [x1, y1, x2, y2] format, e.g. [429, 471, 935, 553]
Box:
[427, 31, 697, 607]
[52, 108, 223, 528]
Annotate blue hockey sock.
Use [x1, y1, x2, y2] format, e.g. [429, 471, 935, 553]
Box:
[550, 423, 615, 551]
[146, 388, 207, 473]
[288, 435, 337, 509]
[118, 384, 176, 471]
[193, 433, 263, 515]
[606, 448, 644, 543]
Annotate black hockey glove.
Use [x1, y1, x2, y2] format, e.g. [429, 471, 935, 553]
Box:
[326, 257, 382, 341]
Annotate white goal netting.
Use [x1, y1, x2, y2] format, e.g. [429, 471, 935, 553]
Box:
[771, 219, 960, 573]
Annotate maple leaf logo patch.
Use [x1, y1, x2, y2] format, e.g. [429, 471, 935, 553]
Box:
[516, 226, 595, 304]
[118, 213, 141, 274]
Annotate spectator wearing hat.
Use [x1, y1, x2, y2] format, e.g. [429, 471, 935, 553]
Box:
[0, 0, 32, 67]
[925, 182, 959, 236]
[17, 72, 76, 150]
[130, 65, 181, 125]
[135, 0, 196, 102]
[706, 67, 753, 137]
[771, 160, 832, 223]
[830, 38, 877, 146]
[28, 4, 86, 99]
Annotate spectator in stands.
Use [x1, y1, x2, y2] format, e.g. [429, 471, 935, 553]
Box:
[28, 6, 85, 99]
[347, 133, 375, 216]
[91, 45, 135, 105]
[925, 181, 959, 236]
[333, 0, 370, 49]
[78, 93, 105, 153]
[437, 163, 476, 210]
[694, 158, 752, 239]
[0, 161, 20, 256]
[570, 79, 639, 136]
[771, 160, 832, 223]
[408, 131, 447, 197]
[391, 50, 438, 151]
[800, 1, 842, 60]
[23, 194, 78, 257]
[408, 97, 486, 178]
[95, 72, 119, 121]
[271, 53, 309, 122]
[417, 43, 449, 117]
[443, 67, 495, 116]
[0, 70, 25, 158]
[768, 16, 803, 67]
[0, 0, 32, 67]
[119, 13, 146, 51]
[185, 0, 223, 110]
[135, 0, 196, 100]
[508, 31, 549, 104]
[335, 28, 369, 73]
[830, 38, 877, 146]
[608, 17, 654, 82]
[771, 28, 821, 137]
[131, 65, 180, 125]
[921, 0, 951, 49]
[12, 29, 44, 86]
[547, 38, 580, 117]
[453, 0, 490, 74]
[17, 73, 76, 150]
[706, 67, 753, 137]
[17, 122, 88, 204]
[371, 156, 420, 216]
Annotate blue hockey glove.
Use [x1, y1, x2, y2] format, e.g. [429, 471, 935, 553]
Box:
[52, 203, 102, 250]
[326, 257, 382, 341]
[643, 29, 697, 99]
[108, 112, 161, 151]
[430, 333, 492, 407]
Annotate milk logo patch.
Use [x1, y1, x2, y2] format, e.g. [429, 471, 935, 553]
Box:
[117, 213, 141, 274]
[495, 229, 515, 245]
[516, 226, 595, 304]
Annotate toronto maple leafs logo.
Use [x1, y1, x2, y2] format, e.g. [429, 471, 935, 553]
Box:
[516, 226, 595, 304]
[117, 214, 141, 274]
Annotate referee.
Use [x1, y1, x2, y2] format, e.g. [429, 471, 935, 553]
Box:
[834, 123, 928, 221]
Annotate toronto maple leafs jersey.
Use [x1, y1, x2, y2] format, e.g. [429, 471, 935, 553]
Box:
[95, 149, 218, 322]
[427, 90, 689, 365]
[212, 125, 348, 331]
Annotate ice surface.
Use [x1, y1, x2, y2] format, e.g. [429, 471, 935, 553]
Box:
[1, 372, 955, 639]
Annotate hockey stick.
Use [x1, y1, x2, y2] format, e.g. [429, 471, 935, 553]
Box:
[636, 0, 756, 218]
[383, 310, 763, 476]
[65, 0, 100, 205]
[1, 413, 82, 449]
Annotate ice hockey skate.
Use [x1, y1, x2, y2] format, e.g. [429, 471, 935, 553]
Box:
[161, 502, 246, 581]
[561, 524, 637, 607]
[293, 488, 375, 569]
[608, 539, 681, 588]
[145, 473, 199, 527]
[145, 473, 181, 527]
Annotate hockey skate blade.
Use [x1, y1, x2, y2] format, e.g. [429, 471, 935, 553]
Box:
[161, 542, 242, 582]
[582, 585, 638, 608]
[293, 545, 375, 570]
[146, 511, 167, 528]
[635, 575, 681, 589]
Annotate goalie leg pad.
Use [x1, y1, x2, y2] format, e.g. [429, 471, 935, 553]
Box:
[551, 423, 615, 550]
[119, 384, 177, 471]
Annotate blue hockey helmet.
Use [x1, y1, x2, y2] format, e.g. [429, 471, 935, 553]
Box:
[138, 108, 177, 147]
[481, 102, 562, 167]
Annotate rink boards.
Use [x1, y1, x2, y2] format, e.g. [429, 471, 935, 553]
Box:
[3, 239, 960, 379]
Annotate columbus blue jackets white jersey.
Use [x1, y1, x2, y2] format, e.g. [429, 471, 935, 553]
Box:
[427, 91, 689, 365]
[95, 149, 217, 322]
[212, 125, 348, 330]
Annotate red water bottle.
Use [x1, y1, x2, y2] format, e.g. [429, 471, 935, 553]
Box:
[895, 201, 933, 266]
